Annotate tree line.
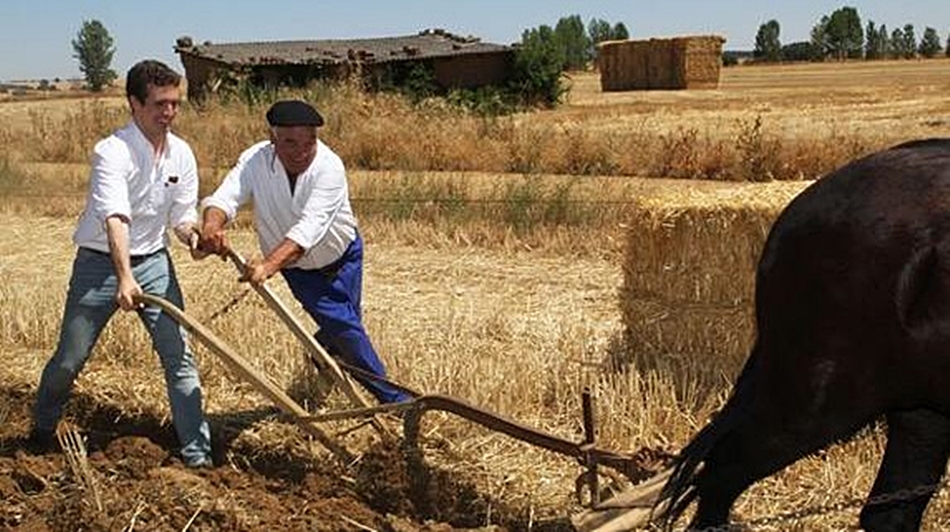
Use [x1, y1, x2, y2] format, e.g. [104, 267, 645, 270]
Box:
[753, 6, 949, 63]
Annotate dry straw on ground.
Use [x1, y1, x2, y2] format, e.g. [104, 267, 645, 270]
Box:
[0, 210, 637, 521]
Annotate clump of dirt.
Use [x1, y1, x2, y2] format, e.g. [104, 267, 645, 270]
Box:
[0, 383, 669, 531]
[355, 439, 503, 528]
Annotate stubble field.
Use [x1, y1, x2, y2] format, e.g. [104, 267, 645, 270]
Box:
[2, 58, 950, 531]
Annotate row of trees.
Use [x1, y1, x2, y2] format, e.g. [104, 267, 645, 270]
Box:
[754, 6, 949, 62]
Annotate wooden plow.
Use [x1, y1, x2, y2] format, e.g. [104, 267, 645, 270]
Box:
[135, 248, 671, 530]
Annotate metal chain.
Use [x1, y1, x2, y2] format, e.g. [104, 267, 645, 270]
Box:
[682, 479, 949, 531]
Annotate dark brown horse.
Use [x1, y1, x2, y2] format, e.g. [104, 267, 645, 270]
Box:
[655, 139, 950, 531]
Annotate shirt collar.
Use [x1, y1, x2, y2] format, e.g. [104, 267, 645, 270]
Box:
[129, 120, 172, 160]
[268, 141, 319, 178]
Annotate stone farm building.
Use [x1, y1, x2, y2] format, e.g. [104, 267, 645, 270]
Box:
[597, 35, 726, 91]
[174, 29, 515, 101]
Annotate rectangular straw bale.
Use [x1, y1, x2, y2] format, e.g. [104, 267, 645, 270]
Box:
[622, 296, 754, 379]
[647, 39, 675, 89]
[622, 182, 809, 305]
[678, 36, 726, 89]
[598, 35, 725, 91]
[624, 204, 773, 306]
[598, 39, 649, 91]
[620, 181, 810, 373]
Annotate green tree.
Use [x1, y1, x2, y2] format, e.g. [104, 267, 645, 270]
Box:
[919, 26, 941, 57]
[878, 24, 891, 58]
[512, 25, 567, 107]
[555, 15, 592, 70]
[72, 19, 117, 91]
[588, 18, 629, 44]
[588, 18, 629, 66]
[611, 22, 630, 40]
[782, 40, 822, 62]
[588, 18, 613, 45]
[890, 27, 906, 58]
[810, 19, 830, 58]
[812, 7, 863, 59]
[946, 30, 950, 57]
[754, 19, 782, 62]
[899, 24, 917, 58]
[865, 21, 884, 59]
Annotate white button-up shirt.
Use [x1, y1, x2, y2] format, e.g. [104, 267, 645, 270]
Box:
[202, 139, 357, 270]
[73, 121, 199, 256]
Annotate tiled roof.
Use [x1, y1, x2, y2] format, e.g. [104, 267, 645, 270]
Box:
[175, 30, 512, 66]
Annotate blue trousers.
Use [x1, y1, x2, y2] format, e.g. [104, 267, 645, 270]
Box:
[281, 236, 409, 404]
[34, 247, 212, 466]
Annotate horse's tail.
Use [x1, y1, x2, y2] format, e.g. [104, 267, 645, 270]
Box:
[653, 346, 761, 530]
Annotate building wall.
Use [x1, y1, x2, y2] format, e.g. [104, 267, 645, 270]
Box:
[178, 54, 230, 101]
[432, 52, 513, 89]
[178, 50, 514, 101]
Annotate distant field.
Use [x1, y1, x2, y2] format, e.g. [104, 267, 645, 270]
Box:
[3, 58, 948, 145]
[559, 58, 950, 142]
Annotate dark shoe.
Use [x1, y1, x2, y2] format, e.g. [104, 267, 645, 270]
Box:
[25, 429, 57, 454]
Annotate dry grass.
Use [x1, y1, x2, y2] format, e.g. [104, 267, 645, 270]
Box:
[3, 59, 948, 180]
[57, 422, 103, 512]
[565, 58, 950, 143]
[0, 211, 634, 514]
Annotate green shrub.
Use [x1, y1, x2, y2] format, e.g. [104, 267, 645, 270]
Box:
[511, 26, 568, 108]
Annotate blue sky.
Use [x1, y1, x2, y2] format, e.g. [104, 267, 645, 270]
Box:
[3, 1, 949, 81]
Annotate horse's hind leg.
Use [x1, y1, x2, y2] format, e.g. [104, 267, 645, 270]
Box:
[690, 416, 846, 528]
[689, 379, 882, 531]
[860, 409, 950, 532]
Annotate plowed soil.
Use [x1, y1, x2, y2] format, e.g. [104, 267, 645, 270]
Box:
[0, 384, 668, 531]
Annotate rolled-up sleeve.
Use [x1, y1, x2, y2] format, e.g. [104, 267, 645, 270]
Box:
[201, 156, 252, 223]
[168, 149, 199, 228]
[89, 139, 132, 225]
[285, 164, 346, 249]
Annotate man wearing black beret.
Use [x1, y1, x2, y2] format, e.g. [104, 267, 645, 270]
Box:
[198, 100, 409, 404]
[265, 99, 325, 127]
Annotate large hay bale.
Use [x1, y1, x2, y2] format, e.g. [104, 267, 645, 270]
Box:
[598, 35, 725, 91]
[598, 39, 649, 91]
[625, 296, 753, 370]
[620, 182, 810, 380]
[677, 36, 726, 89]
[647, 38, 676, 89]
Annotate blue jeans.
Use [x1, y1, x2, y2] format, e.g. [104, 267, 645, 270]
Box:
[281, 236, 410, 404]
[34, 247, 212, 466]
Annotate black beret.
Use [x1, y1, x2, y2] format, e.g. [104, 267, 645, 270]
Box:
[266, 100, 324, 127]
